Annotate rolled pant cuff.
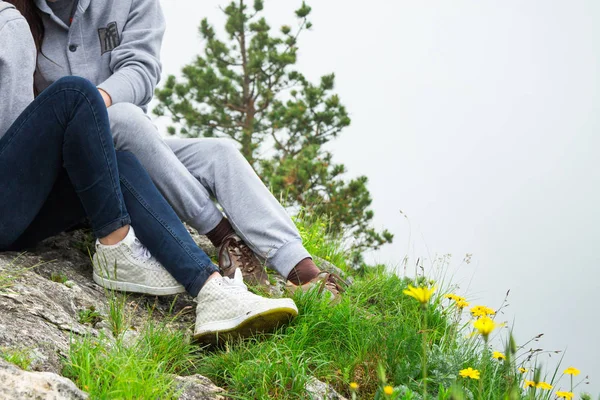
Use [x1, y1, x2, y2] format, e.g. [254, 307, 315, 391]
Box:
[267, 239, 312, 280]
[188, 262, 220, 297]
[189, 205, 224, 235]
[94, 215, 131, 239]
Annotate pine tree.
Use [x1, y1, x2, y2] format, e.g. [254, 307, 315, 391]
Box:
[154, 0, 393, 261]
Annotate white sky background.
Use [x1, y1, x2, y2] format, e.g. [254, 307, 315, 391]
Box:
[152, 0, 600, 394]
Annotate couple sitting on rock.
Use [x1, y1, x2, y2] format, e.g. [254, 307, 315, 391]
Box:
[0, 0, 343, 342]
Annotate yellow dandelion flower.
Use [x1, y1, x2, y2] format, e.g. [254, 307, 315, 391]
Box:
[524, 380, 536, 388]
[445, 294, 466, 302]
[470, 305, 496, 318]
[473, 316, 497, 338]
[492, 351, 506, 360]
[536, 382, 553, 390]
[403, 285, 436, 304]
[456, 300, 470, 309]
[556, 391, 574, 399]
[383, 385, 394, 395]
[563, 367, 580, 376]
[518, 367, 528, 373]
[349, 382, 359, 391]
[459, 367, 481, 380]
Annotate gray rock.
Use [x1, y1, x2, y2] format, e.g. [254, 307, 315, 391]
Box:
[0, 231, 197, 374]
[305, 376, 347, 400]
[0, 358, 88, 399]
[174, 374, 226, 400]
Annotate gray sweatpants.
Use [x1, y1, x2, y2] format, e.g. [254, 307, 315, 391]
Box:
[107, 103, 310, 279]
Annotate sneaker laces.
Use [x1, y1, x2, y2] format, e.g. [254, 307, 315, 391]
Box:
[222, 268, 248, 292]
[130, 237, 154, 262]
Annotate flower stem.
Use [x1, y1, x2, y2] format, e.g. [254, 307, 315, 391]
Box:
[421, 306, 428, 400]
[479, 337, 488, 399]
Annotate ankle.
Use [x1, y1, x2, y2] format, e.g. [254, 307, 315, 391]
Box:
[287, 258, 320, 285]
[206, 218, 235, 248]
[98, 225, 130, 246]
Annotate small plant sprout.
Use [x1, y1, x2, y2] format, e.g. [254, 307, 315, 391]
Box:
[50, 272, 69, 284]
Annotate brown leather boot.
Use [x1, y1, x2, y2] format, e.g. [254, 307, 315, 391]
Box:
[218, 234, 270, 288]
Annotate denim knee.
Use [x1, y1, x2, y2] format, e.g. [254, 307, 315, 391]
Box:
[53, 76, 98, 96]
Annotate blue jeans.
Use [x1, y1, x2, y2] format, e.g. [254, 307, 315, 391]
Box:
[0, 77, 217, 296]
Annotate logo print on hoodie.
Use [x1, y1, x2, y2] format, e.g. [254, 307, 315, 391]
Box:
[98, 22, 120, 55]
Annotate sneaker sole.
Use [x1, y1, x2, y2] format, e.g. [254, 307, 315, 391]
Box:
[194, 300, 298, 343]
[93, 271, 186, 296]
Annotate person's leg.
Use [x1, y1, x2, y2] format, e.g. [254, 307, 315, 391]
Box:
[7, 171, 88, 251]
[9, 152, 218, 297]
[0, 76, 130, 250]
[108, 103, 223, 234]
[114, 151, 219, 296]
[166, 138, 313, 278]
[107, 103, 318, 285]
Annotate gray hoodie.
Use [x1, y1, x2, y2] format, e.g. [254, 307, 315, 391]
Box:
[34, 0, 165, 109]
[0, 1, 36, 140]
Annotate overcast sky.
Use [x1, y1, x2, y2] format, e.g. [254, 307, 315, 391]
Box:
[152, 0, 600, 394]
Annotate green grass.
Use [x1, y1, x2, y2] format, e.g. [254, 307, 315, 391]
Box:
[61, 215, 591, 399]
[0, 347, 33, 370]
[78, 306, 103, 325]
[63, 320, 197, 399]
[293, 212, 349, 271]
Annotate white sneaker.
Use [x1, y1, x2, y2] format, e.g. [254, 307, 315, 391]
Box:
[92, 226, 186, 296]
[194, 269, 298, 343]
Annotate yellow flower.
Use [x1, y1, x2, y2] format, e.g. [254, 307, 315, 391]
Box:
[349, 382, 359, 391]
[563, 366, 580, 376]
[492, 351, 506, 360]
[556, 391, 574, 399]
[470, 305, 496, 318]
[524, 380, 536, 388]
[473, 316, 497, 338]
[459, 367, 481, 380]
[456, 300, 470, 309]
[445, 293, 467, 302]
[403, 285, 436, 304]
[536, 382, 553, 390]
[518, 367, 528, 373]
[383, 385, 394, 395]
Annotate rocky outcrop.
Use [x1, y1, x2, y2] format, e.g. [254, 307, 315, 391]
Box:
[0, 358, 88, 400]
[0, 230, 220, 399]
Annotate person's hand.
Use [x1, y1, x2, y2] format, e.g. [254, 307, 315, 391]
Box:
[98, 88, 112, 108]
